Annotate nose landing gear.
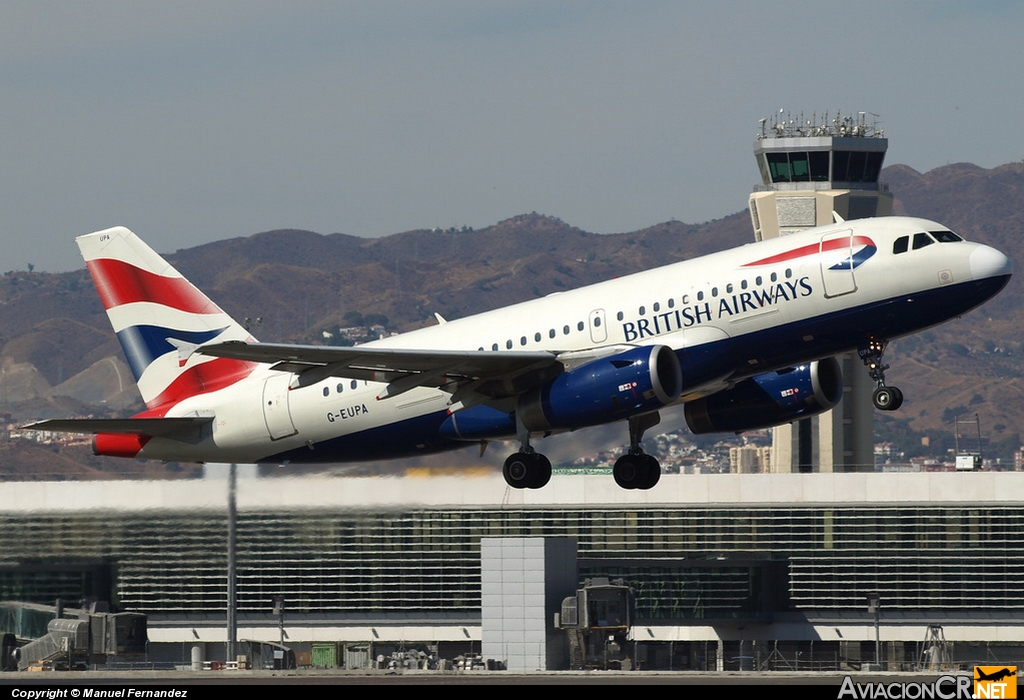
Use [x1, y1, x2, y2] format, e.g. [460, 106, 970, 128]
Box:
[858, 339, 904, 411]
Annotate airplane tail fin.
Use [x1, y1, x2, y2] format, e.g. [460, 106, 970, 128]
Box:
[78, 227, 258, 410]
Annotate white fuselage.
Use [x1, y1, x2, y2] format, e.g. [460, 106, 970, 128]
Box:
[150, 216, 1010, 464]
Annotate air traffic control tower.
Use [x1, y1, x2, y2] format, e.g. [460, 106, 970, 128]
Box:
[750, 111, 893, 472]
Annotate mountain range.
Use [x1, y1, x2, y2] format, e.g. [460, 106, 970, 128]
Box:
[2, 161, 1021, 477]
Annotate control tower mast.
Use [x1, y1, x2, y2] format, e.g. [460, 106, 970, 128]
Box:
[750, 111, 893, 472]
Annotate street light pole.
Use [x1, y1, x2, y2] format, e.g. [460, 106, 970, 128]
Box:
[866, 592, 880, 669]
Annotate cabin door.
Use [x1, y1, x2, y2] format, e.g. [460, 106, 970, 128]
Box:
[262, 374, 298, 440]
[819, 229, 858, 298]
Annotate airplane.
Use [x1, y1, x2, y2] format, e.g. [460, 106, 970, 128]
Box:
[975, 667, 1017, 682]
[26, 217, 1011, 490]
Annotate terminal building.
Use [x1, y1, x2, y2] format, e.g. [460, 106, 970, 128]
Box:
[2, 471, 1022, 670]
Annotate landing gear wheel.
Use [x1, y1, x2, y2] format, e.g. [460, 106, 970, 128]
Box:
[613, 453, 661, 490]
[613, 454, 642, 489]
[503, 453, 531, 488]
[503, 452, 551, 489]
[531, 453, 551, 489]
[872, 386, 904, 411]
[642, 453, 660, 489]
[613, 412, 662, 490]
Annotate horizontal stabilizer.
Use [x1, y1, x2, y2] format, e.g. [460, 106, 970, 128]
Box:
[22, 417, 213, 437]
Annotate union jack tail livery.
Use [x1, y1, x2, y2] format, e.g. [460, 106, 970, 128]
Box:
[78, 227, 256, 411]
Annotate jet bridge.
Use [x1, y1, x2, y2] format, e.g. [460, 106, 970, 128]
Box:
[556, 577, 635, 670]
[0, 602, 146, 671]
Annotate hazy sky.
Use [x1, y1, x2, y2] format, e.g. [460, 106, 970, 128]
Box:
[3, 1, 1022, 271]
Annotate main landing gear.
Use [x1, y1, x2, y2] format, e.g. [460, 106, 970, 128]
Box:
[502, 412, 663, 491]
[503, 413, 553, 490]
[612, 413, 662, 490]
[502, 450, 551, 490]
[858, 339, 904, 411]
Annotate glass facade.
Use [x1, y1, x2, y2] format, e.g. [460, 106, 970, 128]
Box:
[3, 505, 1023, 619]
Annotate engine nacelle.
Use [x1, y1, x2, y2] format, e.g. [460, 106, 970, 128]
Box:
[518, 345, 683, 432]
[438, 345, 683, 440]
[684, 357, 843, 434]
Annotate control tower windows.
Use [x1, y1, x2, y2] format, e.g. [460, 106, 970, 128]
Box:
[766, 152, 795, 182]
[765, 151, 830, 183]
[832, 150, 885, 183]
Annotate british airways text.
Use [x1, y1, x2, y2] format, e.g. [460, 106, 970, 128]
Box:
[622, 276, 813, 342]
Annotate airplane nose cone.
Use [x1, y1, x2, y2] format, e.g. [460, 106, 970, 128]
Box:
[970, 245, 1013, 280]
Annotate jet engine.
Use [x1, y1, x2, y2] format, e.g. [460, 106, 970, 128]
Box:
[684, 357, 843, 434]
[439, 345, 683, 439]
[518, 344, 682, 432]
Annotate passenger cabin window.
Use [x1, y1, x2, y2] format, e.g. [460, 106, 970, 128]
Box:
[913, 232, 935, 250]
[893, 236, 909, 254]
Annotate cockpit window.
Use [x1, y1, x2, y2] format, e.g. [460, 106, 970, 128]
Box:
[912, 232, 935, 250]
[893, 236, 909, 254]
[931, 230, 963, 243]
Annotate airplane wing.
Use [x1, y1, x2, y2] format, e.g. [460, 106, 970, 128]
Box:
[22, 417, 213, 437]
[198, 340, 565, 402]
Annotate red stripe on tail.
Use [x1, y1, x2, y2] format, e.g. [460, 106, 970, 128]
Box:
[86, 258, 220, 314]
